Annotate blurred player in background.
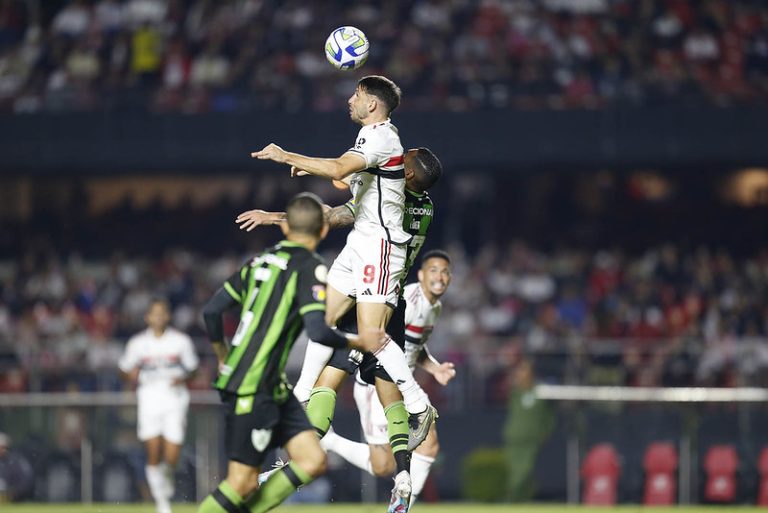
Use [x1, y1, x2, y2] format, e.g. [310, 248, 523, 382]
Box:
[322, 250, 454, 510]
[198, 193, 385, 513]
[119, 298, 199, 513]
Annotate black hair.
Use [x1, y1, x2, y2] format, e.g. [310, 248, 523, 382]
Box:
[286, 192, 325, 237]
[420, 249, 451, 266]
[409, 147, 443, 191]
[358, 75, 401, 114]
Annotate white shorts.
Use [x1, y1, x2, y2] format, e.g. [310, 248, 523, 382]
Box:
[137, 390, 189, 445]
[328, 230, 406, 307]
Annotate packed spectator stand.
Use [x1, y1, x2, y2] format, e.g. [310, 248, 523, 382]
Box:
[1, 0, 768, 113]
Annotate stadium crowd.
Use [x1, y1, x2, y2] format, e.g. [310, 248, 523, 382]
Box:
[0, 0, 767, 112]
[1, 237, 766, 397]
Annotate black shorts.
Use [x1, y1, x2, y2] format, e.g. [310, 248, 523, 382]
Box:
[327, 346, 364, 375]
[221, 392, 313, 468]
[334, 298, 407, 386]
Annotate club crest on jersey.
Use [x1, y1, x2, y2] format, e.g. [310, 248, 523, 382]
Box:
[251, 428, 272, 452]
[314, 264, 328, 284]
[355, 137, 365, 149]
[312, 285, 327, 301]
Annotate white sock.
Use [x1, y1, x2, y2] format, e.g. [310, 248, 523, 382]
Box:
[374, 338, 428, 413]
[294, 339, 334, 403]
[161, 462, 175, 499]
[410, 452, 435, 497]
[321, 428, 374, 475]
[145, 464, 171, 512]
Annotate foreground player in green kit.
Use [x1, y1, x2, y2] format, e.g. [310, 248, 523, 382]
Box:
[198, 193, 385, 513]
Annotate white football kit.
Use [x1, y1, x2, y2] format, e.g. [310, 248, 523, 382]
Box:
[328, 119, 409, 306]
[118, 327, 199, 444]
[353, 282, 442, 444]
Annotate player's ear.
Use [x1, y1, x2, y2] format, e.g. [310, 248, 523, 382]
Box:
[418, 269, 424, 283]
[368, 97, 377, 113]
[280, 222, 290, 237]
[320, 223, 329, 240]
[404, 166, 415, 181]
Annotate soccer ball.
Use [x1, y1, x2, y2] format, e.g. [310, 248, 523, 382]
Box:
[325, 26, 369, 70]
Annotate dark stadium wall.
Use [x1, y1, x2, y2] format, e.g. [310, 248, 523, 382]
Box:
[1, 106, 767, 174]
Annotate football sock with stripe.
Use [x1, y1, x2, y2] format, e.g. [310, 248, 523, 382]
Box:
[306, 386, 336, 437]
[375, 338, 428, 414]
[320, 428, 374, 475]
[247, 461, 313, 513]
[198, 481, 245, 513]
[384, 400, 411, 474]
[294, 339, 334, 403]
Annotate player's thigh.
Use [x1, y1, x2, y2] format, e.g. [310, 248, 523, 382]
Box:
[325, 284, 356, 326]
[325, 347, 363, 381]
[415, 423, 440, 458]
[314, 365, 350, 391]
[357, 301, 394, 330]
[143, 436, 163, 465]
[284, 430, 327, 478]
[162, 438, 183, 467]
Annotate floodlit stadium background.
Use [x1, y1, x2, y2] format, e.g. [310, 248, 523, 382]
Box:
[2, 0, 768, 509]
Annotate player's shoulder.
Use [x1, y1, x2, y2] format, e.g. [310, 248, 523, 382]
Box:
[404, 282, 421, 301]
[127, 329, 149, 345]
[166, 327, 192, 342]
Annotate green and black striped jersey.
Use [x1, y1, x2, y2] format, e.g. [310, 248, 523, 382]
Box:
[401, 189, 434, 289]
[216, 240, 328, 401]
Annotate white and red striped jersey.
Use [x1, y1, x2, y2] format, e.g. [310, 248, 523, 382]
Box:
[118, 327, 198, 401]
[345, 119, 410, 244]
[403, 282, 442, 369]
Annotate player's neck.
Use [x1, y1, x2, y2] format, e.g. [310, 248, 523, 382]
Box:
[150, 327, 166, 338]
[285, 234, 317, 251]
[361, 112, 388, 126]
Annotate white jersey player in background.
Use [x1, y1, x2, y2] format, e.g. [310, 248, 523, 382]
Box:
[118, 298, 199, 513]
[322, 250, 454, 509]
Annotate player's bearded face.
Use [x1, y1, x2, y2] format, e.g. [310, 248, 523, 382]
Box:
[348, 87, 369, 123]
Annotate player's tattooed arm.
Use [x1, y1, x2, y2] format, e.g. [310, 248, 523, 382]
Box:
[237, 204, 353, 231]
[325, 204, 354, 229]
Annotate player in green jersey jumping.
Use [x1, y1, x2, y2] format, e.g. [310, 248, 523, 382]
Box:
[198, 193, 385, 513]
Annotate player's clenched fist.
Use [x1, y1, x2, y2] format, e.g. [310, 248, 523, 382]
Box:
[251, 143, 287, 163]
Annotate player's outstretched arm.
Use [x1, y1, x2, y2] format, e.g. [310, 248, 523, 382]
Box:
[251, 143, 366, 181]
[236, 209, 287, 231]
[418, 346, 456, 386]
[236, 204, 354, 231]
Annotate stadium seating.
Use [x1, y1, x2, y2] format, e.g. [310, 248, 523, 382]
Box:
[581, 444, 621, 505]
[643, 442, 678, 505]
[757, 447, 768, 505]
[704, 445, 738, 503]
